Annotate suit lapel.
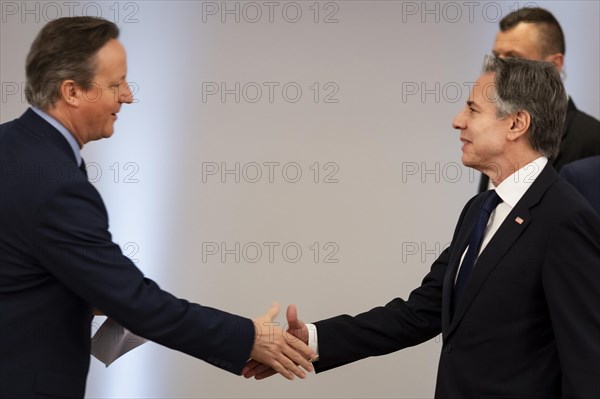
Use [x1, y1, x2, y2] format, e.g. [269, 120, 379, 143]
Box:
[445, 164, 558, 338]
[441, 209, 474, 334]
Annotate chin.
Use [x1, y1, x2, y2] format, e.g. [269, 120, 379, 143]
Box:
[461, 158, 481, 171]
[102, 129, 115, 139]
[461, 155, 473, 167]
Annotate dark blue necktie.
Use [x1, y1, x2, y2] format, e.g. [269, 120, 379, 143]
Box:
[453, 189, 502, 308]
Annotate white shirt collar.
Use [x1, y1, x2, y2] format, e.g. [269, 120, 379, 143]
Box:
[493, 157, 548, 207]
[31, 107, 82, 166]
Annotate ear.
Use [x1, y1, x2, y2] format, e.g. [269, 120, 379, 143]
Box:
[59, 80, 81, 107]
[544, 53, 564, 72]
[507, 110, 530, 142]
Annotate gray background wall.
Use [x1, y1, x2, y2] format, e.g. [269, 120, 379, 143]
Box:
[1, 1, 598, 397]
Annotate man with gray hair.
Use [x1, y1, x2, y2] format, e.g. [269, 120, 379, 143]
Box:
[478, 6, 600, 192]
[244, 55, 600, 397]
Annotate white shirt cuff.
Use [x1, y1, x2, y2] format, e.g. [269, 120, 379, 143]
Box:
[306, 323, 319, 360]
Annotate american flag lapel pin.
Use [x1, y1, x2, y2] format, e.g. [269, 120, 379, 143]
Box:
[515, 216, 524, 225]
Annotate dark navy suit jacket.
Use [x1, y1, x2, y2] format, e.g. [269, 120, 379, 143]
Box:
[314, 163, 600, 397]
[0, 109, 254, 398]
[560, 155, 600, 216]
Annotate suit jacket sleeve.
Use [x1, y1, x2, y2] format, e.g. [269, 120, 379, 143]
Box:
[31, 178, 255, 375]
[313, 197, 476, 372]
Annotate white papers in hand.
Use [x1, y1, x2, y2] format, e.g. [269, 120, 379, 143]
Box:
[91, 318, 147, 367]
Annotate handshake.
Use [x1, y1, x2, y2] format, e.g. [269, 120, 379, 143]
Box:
[246, 303, 314, 380]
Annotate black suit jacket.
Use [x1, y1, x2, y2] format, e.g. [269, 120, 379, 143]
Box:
[0, 109, 254, 398]
[478, 98, 600, 192]
[314, 163, 600, 397]
[560, 155, 600, 216]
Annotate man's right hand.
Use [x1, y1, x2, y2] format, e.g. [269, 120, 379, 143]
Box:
[244, 304, 310, 380]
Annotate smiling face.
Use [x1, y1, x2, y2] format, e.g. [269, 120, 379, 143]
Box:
[72, 39, 133, 144]
[452, 73, 513, 174]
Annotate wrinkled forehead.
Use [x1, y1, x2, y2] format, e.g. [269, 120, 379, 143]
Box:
[468, 73, 496, 105]
[93, 39, 128, 78]
[493, 23, 544, 60]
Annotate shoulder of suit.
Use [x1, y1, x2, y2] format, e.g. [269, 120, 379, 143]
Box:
[546, 175, 597, 216]
[570, 106, 600, 130]
[562, 155, 600, 175]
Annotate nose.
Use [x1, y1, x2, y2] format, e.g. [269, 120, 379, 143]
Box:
[119, 81, 134, 104]
[452, 108, 466, 130]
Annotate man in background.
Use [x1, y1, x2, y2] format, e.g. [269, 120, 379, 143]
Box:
[0, 17, 313, 398]
[478, 7, 600, 192]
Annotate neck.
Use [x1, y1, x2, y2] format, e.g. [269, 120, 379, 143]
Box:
[44, 105, 84, 148]
[483, 151, 543, 186]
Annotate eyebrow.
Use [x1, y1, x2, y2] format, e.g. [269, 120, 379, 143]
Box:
[493, 50, 524, 59]
[492, 46, 528, 59]
[467, 100, 478, 108]
[505, 52, 524, 58]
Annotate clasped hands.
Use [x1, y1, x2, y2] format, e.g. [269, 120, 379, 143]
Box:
[248, 303, 311, 380]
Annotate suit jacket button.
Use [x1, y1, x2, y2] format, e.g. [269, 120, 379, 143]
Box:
[444, 344, 453, 353]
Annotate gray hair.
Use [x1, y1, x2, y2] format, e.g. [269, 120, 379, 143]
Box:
[481, 54, 566, 158]
[25, 17, 119, 109]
